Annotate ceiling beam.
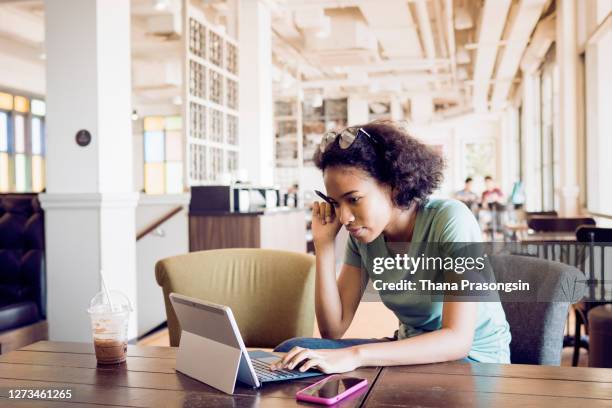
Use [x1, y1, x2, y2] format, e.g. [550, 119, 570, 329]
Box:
[432, 0, 448, 58]
[414, 0, 436, 60]
[0, 4, 44, 45]
[490, 0, 547, 109]
[359, 0, 423, 58]
[278, 0, 422, 8]
[300, 72, 452, 89]
[519, 13, 555, 74]
[271, 29, 325, 78]
[471, 0, 512, 112]
[414, 0, 441, 91]
[341, 58, 450, 73]
[444, 0, 457, 83]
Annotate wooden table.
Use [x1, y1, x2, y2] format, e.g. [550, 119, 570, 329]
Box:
[0, 341, 378, 407]
[2, 341, 612, 407]
[363, 361, 612, 407]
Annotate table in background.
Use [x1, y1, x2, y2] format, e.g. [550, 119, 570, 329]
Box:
[2, 342, 612, 407]
[519, 232, 577, 242]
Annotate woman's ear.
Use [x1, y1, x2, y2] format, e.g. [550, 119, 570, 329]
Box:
[386, 184, 399, 206]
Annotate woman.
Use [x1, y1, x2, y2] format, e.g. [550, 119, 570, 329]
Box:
[271, 121, 511, 374]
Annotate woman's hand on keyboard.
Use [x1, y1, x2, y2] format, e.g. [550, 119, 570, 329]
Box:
[269, 346, 360, 374]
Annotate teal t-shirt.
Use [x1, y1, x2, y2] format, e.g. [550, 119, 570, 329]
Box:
[344, 198, 511, 363]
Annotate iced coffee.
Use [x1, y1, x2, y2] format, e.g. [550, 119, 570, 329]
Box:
[88, 290, 132, 365]
[93, 330, 128, 364]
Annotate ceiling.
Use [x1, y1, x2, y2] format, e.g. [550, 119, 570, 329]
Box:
[0, 0, 554, 119]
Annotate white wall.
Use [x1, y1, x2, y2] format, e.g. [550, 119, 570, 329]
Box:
[135, 194, 190, 336]
[586, 28, 612, 215]
[408, 113, 504, 198]
[0, 54, 45, 95]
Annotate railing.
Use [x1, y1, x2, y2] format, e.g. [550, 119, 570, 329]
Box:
[136, 206, 184, 241]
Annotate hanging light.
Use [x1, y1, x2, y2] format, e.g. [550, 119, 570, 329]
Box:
[154, 0, 170, 11]
[315, 16, 331, 39]
[454, 5, 473, 30]
[457, 67, 469, 81]
[456, 46, 470, 64]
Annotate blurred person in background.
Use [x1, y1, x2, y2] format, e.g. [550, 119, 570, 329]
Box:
[454, 177, 480, 214]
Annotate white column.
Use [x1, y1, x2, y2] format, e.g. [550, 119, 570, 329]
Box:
[521, 74, 542, 211]
[347, 96, 369, 125]
[40, 0, 138, 341]
[238, 0, 274, 185]
[500, 107, 519, 195]
[411, 95, 434, 124]
[390, 96, 403, 121]
[556, 0, 580, 215]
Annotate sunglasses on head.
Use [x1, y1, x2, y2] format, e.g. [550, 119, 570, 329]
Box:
[319, 127, 378, 153]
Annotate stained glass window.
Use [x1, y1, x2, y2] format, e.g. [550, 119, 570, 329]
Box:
[143, 115, 184, 194]
[14, 96, 29, 113]
[144, 163, 165, 195]
[14, 115, 25, 153]
[0, 153, 8, 191]
[15, 154, 27, 191]
[165, 162, 183, 194]
[0, 112, 8, 152]
[165, 131, 182, 161]
[165, 116, 182, 130]
[31, 99, 46, 116]
[144, 131, 165, 162]
[0, 91, 45, 193]
[31, 155, 44, 192]
[31, 117, 43, 155]
[0, 93, 13, 111]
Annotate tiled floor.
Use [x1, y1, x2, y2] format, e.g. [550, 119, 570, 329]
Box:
[139, 302, 589, 367]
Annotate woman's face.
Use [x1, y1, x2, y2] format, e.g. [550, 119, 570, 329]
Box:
[323, 166, 394, 243]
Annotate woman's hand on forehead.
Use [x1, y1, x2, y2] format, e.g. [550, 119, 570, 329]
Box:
[311, 201, 342, 249]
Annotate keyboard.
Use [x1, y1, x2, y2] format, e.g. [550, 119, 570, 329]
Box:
[251, 358, 301, 381]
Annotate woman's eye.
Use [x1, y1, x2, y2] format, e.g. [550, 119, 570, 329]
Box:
[349, 197, 361, 204]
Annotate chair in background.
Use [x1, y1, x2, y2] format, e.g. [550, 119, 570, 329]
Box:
[570, 226, 612, 366]
[526, 210, 558, 219]
[155, 248, 316, 348]
[490, 254, 585, 365]
[522, 217, 595, 265]
[0, 194, 48, 354]
[527, 216, 595, 233]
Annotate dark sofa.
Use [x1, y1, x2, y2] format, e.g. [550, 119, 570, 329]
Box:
[0, 193, 48, 353]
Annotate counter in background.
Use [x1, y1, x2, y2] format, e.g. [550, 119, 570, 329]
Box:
[189, 207, 307, 253]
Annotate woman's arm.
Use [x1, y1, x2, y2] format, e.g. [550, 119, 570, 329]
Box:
[312, 201, 366, 339]
[354, 301, 477, 366]
[315, 259, 366, 339]
[275, 301, 477, 374]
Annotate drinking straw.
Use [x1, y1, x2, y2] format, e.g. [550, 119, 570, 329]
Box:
[100, 269, 115, 311]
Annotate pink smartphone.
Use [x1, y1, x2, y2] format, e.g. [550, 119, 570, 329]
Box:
[296, 375, 368, 405]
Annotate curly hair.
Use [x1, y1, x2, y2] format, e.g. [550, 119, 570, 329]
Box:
[313, 121, 445, 208]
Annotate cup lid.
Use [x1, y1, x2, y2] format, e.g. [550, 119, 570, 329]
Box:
[88, 290, 133, 314]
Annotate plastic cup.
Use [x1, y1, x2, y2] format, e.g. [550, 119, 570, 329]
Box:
[87, 290, 132, 364]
